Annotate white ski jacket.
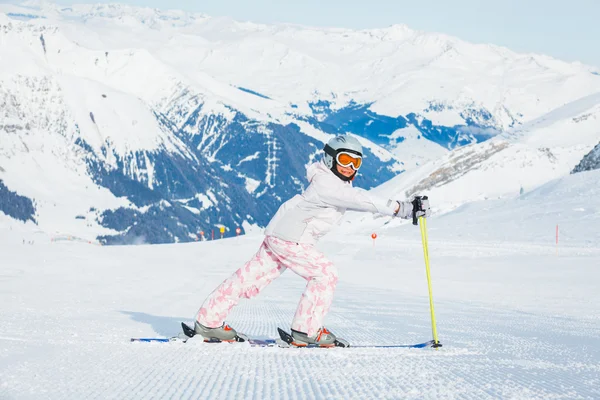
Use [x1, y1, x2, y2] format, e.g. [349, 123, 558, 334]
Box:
[265, 161, 412, 244]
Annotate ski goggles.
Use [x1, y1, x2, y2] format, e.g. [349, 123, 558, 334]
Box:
[336, 151, 362, 170]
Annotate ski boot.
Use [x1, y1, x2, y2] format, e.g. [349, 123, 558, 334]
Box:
[194, 321, 241, 343]
[291, 327, 338, 347]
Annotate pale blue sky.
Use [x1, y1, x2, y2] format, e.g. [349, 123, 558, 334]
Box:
[17, 0, 600, 67]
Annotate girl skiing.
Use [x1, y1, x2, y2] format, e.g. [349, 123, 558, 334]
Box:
[194, 135, 431, 346]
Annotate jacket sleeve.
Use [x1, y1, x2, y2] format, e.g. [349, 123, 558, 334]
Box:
[312, 176, 412, 217]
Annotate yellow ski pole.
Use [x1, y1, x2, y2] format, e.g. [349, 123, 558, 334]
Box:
[420, 216, 441, 348]
[412, 196, 442, 348]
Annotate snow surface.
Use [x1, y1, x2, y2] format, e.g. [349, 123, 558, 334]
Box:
[1, 171, 599, 399]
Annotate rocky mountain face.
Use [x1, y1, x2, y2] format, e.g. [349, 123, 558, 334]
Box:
[572, 142, 600, 174]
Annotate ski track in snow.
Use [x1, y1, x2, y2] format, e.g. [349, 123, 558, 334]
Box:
[1, 233, 599, 399]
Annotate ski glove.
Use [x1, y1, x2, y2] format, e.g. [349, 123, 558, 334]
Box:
[392, 196, 431, 220]
[392, 201, 413, 219]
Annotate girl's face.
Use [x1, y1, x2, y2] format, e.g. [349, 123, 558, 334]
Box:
[336, 163, 355, 178]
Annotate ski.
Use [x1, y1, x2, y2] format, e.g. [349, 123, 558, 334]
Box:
[130, 337, 182, 343]
[131, 324, 440, 349]
[130, 336, 436, 348]
[277, 327, 437, 349]
[130, 336, 279, 346]
[277, 327, 349, 348]
[354, 340, 437, 349]
[130, 322, 279, 347]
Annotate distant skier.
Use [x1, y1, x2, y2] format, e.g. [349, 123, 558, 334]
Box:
[194, 135, 431, 346]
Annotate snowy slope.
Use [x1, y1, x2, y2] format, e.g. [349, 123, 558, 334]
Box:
[1, 170, 599, 399]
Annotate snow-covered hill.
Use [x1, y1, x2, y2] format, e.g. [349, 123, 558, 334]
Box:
[1, 1, 600, 244]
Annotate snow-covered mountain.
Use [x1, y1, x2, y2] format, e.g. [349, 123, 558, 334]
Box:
[1, 2, 600, 244]
[342, 92, 600, 231]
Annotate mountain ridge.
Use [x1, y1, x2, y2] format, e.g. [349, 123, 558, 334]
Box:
[1, 2, 599, 244]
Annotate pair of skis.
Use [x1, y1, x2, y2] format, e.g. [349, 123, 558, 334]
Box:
[130, 323, 438, 349]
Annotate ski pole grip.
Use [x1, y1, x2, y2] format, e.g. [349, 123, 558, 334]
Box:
[412, 196, 422, 226]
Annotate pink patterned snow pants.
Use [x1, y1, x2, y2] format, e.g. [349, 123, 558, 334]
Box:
[196, 235, 338, 336]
